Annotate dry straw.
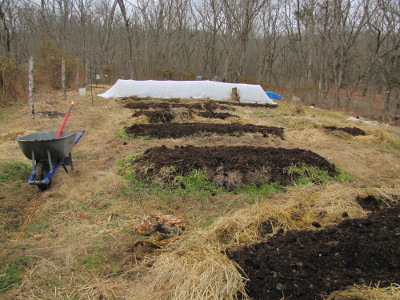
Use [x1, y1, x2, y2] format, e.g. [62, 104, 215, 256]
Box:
[327, 283, 400, 300]
[132, 235, 249, 300]
[208, 182, 365, 246]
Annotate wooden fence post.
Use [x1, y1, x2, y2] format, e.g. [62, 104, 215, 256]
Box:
[62, 57, 66, 99]
[29, 56, 34, 119]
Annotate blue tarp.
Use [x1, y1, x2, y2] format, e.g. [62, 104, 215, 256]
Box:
[265, 91, 282, 100]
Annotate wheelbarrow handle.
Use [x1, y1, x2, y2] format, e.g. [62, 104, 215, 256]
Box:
[74, 130, 86, 145]
[56, 102, 75, 138]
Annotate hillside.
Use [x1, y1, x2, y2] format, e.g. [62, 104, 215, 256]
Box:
[1, 87, 399, 299]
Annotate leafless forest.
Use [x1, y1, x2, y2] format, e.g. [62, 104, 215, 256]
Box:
[0, 0, 399, 119]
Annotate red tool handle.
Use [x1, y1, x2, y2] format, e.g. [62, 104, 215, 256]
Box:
[56, 102, 75, 138]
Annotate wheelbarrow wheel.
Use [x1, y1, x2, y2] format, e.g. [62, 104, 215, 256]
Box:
[34, 160, 51, 191]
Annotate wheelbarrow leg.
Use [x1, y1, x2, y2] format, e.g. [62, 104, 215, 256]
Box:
[62, 153, 74, 173]
[62, 163, 69, 173]
[47, 149, 54, 173]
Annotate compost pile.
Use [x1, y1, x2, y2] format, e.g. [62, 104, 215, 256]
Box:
[324, 126, 366, 136]
[227, 204, 400, 300]
[132, 145, 337, 188]
[197, 111, 238, 120]
[124, 101, 233, 111]
[131, 111, 177, 123]
[131, 110, 238, 123]
[125, 123, 284, 139]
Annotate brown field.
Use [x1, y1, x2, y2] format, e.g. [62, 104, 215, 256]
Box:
[0, 87, 400, 299]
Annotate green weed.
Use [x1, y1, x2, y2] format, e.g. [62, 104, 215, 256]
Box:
[0, 258, 29, 294]
[79, 245, 106, 270]
[286, 164, 352, 186]
[0, 161, 31, 186]
[116, 126, 130, 140]
[286, 164, 332, 186]
[334, 166, 353, 183]
[24, 223, 49, 234]
[175, 170, 226, 197]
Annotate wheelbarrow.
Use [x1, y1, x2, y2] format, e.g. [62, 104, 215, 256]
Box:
[15, 103, 85, 191]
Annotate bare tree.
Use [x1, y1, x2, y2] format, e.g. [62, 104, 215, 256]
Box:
[0, 0, 11, 54]
[116, 0, 135, 78]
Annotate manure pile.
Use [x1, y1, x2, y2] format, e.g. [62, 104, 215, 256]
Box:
[132, 145, 337, 189]
[324, 126, 366, 136]
[131, 110, 238, 123]
[124, 100, 232, 112]
[227, 204, 400, 299]
[125, 123, 284, 139]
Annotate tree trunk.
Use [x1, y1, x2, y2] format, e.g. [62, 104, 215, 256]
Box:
[117, 0, 135, 79]
[0, 1, 11, 53]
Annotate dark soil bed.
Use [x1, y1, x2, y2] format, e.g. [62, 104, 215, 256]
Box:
[227, 204, 400, 299]
[197, 111, 238, 120]
[324, 126, 366, 136]
[132, 145, 337, 189]
[124, 101, 233, 111]
[131, 110, 238, 123]
[125, 123, 284, 139]
[132, 111, 177, 123]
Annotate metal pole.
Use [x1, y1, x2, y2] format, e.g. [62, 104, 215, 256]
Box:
[90, 66, 94, 106]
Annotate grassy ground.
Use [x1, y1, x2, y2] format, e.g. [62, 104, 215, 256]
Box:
[0, 88, 399, 299]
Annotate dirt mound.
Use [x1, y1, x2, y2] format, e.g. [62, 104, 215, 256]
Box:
[227, 205, 400, 299]
[125, 123, 284, 139]
[197, 111, 238, 120]
[132, 145, 337, 189]
[131, 110, 238, 123]
[324, 126, 366, 136]
[132, 111, 176, 123]
[124, 101, 233, 111]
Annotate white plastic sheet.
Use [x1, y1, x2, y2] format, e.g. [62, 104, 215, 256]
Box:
[98, 80, 276, 105]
